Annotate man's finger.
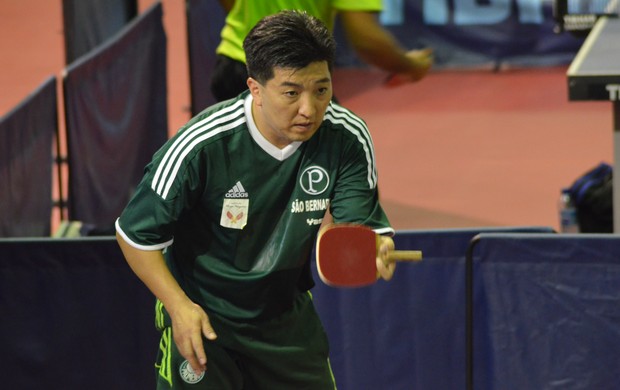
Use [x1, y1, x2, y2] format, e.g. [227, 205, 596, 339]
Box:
[175, 336, 205, 374]
[190, 335, 207, 373]
[202, 317, 217, 341]
[376, 255, 396, 281]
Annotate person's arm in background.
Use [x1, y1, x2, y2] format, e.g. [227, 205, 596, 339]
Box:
[339, 11, 433, 83]
[217, 0, 235, 12]
[116, 233, 217, 374]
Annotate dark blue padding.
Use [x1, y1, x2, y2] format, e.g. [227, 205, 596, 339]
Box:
[311, 226, 554, 390]
[0, 238, 158, 390]
[186, 0, 227, 114]
[472, 233, 620, 390]
[0, 76, 57, 237]
[63, 2, 167, 228]
[62, 0, 137, 64]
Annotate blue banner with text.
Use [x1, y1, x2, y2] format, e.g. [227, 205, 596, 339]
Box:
[335, 0, 586, 69]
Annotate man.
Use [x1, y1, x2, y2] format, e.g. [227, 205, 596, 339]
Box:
[211, 0, 433, 101]
[116, 10, 395, 389]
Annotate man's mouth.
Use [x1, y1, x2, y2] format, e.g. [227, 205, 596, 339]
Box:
[294, 122, 313, 130]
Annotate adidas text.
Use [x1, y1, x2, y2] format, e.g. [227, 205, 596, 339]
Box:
[225, 192, 249, 198]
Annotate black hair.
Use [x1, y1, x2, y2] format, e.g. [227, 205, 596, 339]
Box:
[243, 10, 336, 84]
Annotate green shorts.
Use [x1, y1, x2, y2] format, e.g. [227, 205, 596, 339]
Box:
[154, 292, 337, 389]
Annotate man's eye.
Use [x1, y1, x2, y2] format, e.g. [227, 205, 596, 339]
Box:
[317, 87, 329, 95]
[284, 90, 298, 97]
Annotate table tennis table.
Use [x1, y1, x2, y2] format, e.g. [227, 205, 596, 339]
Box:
[567, 15, 620, 232]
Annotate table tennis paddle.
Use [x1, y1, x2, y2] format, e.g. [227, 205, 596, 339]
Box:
[384, 73, 411, 88]
[316, 224, 422, 287]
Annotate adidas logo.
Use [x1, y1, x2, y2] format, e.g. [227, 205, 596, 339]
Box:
[225, 181, 249, 198]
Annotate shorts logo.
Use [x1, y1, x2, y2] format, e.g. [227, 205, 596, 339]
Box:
[179, 360, 205, 384]
[300, 166, 329, 195]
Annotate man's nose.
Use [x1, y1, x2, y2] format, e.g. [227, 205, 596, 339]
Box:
[298, 94, 316, 118]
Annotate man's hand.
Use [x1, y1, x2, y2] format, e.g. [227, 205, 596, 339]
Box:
[405, 48, 434, 81]
[170, 300, 217, 374]
[376, 235, 396, 281]
[385, 48, 434, 87]
[116, 233, 218, 374]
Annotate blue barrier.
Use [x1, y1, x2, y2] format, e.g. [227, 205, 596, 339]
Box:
[312, 226, 554, 390]
[469, 233, 620, 390]
[0, 238, 158, 390]
[0, 76, 57, 237]
[13, 227, 614, 390]
[63, 3, 167, 228]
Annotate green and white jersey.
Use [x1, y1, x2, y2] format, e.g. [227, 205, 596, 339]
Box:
[116, 91, 392, 321]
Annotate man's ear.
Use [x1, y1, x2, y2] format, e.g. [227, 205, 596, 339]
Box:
[247, 77, 261, 104]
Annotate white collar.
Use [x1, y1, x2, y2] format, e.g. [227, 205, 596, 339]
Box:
[244, 94, 302, 161]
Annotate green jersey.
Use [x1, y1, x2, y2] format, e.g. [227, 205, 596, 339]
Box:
[216, 0, 383, 63]
[116, 91, 392, 321]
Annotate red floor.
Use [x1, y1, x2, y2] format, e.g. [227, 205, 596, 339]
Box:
[1, 0, 613, 233]
[333, 67, 612, 230]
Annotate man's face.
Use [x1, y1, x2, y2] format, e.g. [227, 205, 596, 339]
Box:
[248, 61, 332, 149]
